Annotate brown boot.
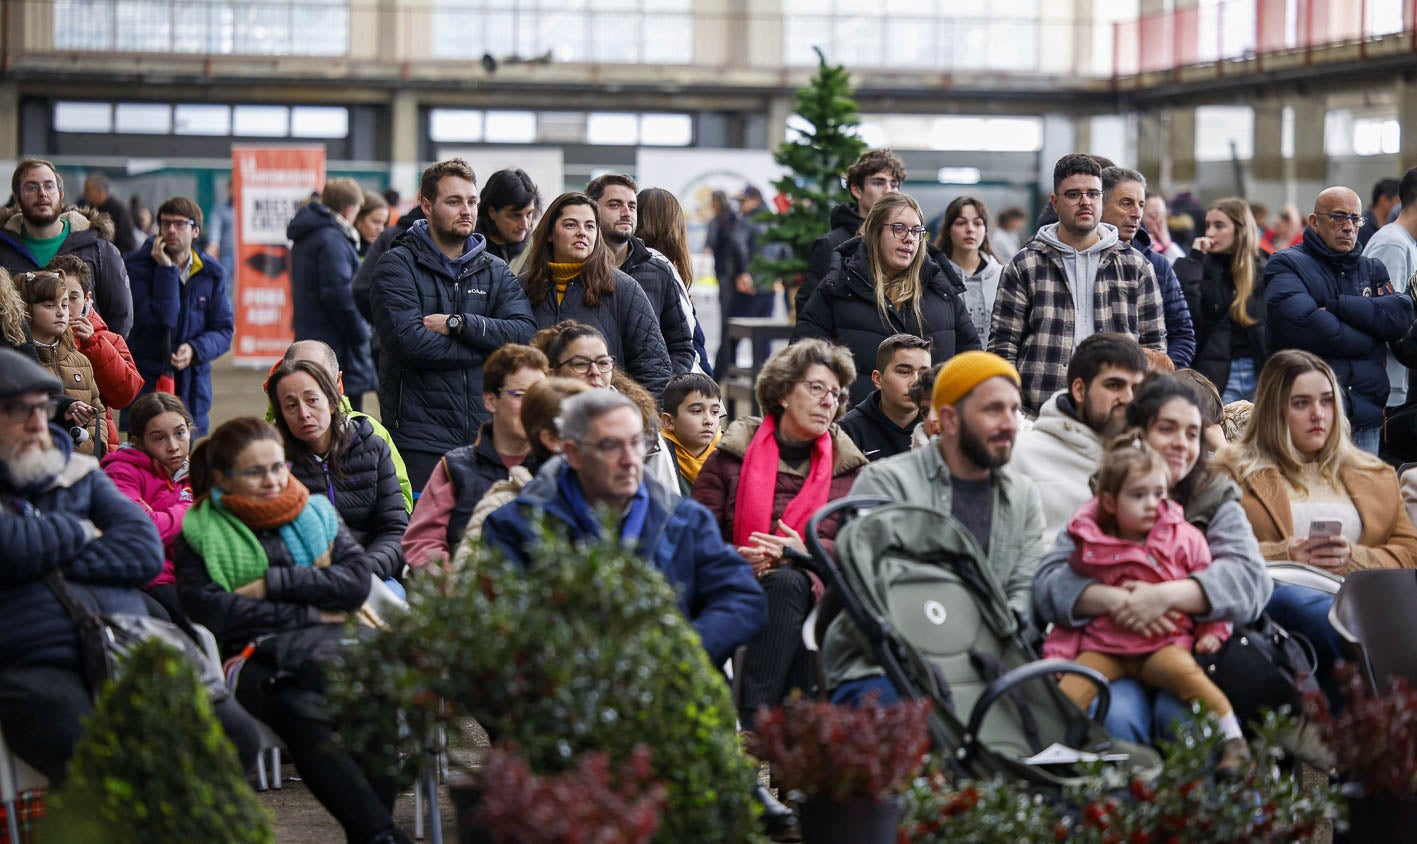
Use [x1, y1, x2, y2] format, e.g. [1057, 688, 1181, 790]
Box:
[1218, 737, 1252, 775]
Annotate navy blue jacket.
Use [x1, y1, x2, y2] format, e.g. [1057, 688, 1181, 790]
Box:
[1265, 227, 1414, 429]
[0, 428, 163, 673]
[288, 202, 376, 396]
[1132, 228, 1196, 367]
[482, 464, 768, 665]
[124, 239, 234, 434]
[369, 222, 537, 457]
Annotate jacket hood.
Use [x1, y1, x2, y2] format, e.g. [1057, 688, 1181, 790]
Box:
[287, 201, 352, 243]
[1131, 226, 1155, 254]
[0, 205, 116, 243]
[716, 416, 869, 477]
[1300, 225, 1362, 267]
[408, 219, 487, 270]
[1031, 391, 1103, 455]
[1035, 221, 1121, 256]
[1181, 473, 1241, 527]
[1067, 496, 1186, 555]
[830, 201, 865, 235]
[100, 444, 162, 476]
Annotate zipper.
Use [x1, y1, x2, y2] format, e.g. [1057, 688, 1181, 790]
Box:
[319, 458, 336, 504]
[454, 280, 472, 439]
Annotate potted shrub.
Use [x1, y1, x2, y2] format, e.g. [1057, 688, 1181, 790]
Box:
[747, 695, 931, 844]
[41, 639, 273, 844]
[330, 524, 758, 843]
[1305, 662, 1417, 838]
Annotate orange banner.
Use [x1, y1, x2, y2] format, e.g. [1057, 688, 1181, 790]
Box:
[231, 145, 326, 367]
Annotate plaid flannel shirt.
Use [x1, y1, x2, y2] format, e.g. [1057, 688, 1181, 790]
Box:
[987, 237, 1166, 412]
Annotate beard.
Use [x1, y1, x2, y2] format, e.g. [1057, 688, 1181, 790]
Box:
[430, 215, 472, 245]
[2, 440, 66, 490]
[1080, 390, 1129, 437]
[601, 226, 630, 246]
[958, 414, 1012, 471]
[22, 201, 60, 229]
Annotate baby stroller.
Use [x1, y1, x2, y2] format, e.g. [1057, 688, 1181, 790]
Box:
[803, 497, 1163, 788]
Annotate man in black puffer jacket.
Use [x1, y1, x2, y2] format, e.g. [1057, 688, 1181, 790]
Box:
[369, 160, 537, 491]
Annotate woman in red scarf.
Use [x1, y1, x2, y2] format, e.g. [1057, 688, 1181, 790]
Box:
[692, 339, 867, 728]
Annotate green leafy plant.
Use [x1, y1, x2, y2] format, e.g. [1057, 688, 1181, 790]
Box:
[42, 639, 273, 844]
[330, 522, 759, 843]
[750, 47, 867, 288]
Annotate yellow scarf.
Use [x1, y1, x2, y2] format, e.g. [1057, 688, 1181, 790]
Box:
[663, 428, 721, 485]
[549, 261, 582, 304]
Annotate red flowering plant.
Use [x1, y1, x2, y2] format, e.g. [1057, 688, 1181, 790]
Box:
[747, 695, 932, 803]
[1303, 661, 1417, 799]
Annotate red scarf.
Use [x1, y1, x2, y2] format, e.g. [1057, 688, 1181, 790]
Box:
[732, 415, 834, 547]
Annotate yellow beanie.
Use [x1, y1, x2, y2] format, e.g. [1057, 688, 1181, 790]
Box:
[932, 351, 1021, 409]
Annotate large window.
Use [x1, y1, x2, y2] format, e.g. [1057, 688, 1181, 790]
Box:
[1195, 106, 1254, 162]
[430, 1, 692, 64]
[53, 0, 349, 56]
[53, 100, 350, 140]
[1326, 109, 1401, 157]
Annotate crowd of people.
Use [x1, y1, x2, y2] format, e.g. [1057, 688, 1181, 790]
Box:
[3, 147, 1417, 840]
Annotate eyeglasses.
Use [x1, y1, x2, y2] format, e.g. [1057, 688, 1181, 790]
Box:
[888, 223, 929, 241]
[579, 433, 655, 458]
[797, 380, 846, 406]
[228, 461, 291, 482]
[1321, 212, 1363, 227]
[159, 218, 196, 231]
[0, 398, 56, 423]
[20, 181, 58, 197]
[1061, 189, 1104, 203]
[557, 355, 615, 375]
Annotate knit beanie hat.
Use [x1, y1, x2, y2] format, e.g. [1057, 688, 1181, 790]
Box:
[931, 351, 1020, 409]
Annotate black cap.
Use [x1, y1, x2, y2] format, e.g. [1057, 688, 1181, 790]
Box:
[0, 348, 62, 401]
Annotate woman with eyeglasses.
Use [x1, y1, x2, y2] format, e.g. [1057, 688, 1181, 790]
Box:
[794, 192, 980, 405]
[518, 192, 672, 399]
[692, 339, 868, 728]
[266, 358, 408, 590]
[175, 417, 412, 844]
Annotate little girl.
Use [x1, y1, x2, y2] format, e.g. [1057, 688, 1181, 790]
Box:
[21, 269, 109, 456]
[1043, 435, 1251, 771]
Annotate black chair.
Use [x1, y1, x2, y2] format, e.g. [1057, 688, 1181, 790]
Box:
[1328, 569, 1417, 693]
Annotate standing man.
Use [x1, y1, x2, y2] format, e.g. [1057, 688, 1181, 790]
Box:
[1101, 167, 1196, 368]
[81, 172, 138, 255]
[0, 158, 132, 337]
[586, 174, 696, 374]
[838, 334, 933, 462]
[124, 197, 233, 435]
[796, 149, 906, 315]
[988, 153, 1166, 414]
[1266, 186, 1415, 455]
[288, 177, 376, 412]
[1362, 167, 1417, 418]
[1359, 177, 1401, 247]
[369, 159, 537, 491]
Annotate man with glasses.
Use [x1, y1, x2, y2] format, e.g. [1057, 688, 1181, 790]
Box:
[123, 196, 233, 436]
[0, 158, 133, 336]
[404, 344, 547, 570]
[989, 153, 1167, 413]
[1266, 186, 1414, 455]
[483, 388, 767, 666]
[369, 159, 537, 490]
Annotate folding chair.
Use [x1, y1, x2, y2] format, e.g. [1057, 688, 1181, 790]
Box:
[1328, 569, 1417, 693]
[0, 727, 46, 844]
[412, 726, 445, 843]
[1267, 562, 1344, 596]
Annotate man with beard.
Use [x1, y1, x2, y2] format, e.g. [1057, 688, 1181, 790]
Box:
[586, 174, 695, 375]
[828, 350, 1045, 704]
[0, 158, 132, 336]
[369, 159, 537, 491]
[1010, 334, 1149, 544]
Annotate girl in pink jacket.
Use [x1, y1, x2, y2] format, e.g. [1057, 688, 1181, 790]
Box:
[1043, 436, 1250, 771]
[101, 392, 194, 623]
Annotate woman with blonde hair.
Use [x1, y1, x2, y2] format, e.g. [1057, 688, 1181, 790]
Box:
[1174, 197, 1267, 402]
[0, 267, 28, 352]
[794, 192, 979, 403]
[1214, 349, 1417, 703]
[637, 187, 712, 374]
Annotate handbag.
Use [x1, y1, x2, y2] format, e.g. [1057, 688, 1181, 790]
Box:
[44, 571, 229, 704]
[1194, 613, 1319, 727]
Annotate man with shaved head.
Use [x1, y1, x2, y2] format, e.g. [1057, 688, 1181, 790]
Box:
[1265, 186, 1415, 454]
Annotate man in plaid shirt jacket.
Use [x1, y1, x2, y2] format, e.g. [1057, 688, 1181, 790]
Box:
[988, 154, 1167, 413]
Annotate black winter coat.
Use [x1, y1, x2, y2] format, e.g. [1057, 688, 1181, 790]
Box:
[1175, 248, 1268, 393]
[525, 269, 673, 399]
[288, 202, 377, 395]
[620, 236, 696, 375]
[441, 421, 525, 548]
[837, 390, 918, 462]
[794, 238, 983, 404]
[797, 202, 864, 315]
[288, 416, 407, 581]
[0, 206, 133, 337]
[369, 224, 537, 456]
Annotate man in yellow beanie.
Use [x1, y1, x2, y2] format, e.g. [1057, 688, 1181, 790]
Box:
[822, 349, 1047, 706]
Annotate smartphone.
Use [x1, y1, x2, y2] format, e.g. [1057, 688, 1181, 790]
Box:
[1308, 519, 1343, 540]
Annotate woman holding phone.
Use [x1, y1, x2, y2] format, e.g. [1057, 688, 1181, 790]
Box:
[1214, 349, 1417, 703]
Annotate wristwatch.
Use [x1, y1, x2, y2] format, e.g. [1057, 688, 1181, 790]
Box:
[445, 313, 463, 336]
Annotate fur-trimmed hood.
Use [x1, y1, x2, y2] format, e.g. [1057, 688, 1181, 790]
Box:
[0, 205, 117, 244]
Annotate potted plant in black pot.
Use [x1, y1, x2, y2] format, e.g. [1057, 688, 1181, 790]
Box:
[748, 695, 931, 844]
[329, 523, 759, 844]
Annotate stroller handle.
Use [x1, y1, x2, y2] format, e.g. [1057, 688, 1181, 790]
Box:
[958, 659, 1112, 765]
[803, 496, 895, 577]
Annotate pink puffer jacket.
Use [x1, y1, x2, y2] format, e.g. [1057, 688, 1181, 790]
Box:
[101, 446, 192, 587]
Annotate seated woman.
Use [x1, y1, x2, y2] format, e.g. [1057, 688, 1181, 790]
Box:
[692, 339, 867, 728]
[1213, 349, 1417, 705]
[266, 359, 408, 592]
[1034, 374, 1272, 744]
[101, 392, 195, 624]
[175, 418, 409, 844]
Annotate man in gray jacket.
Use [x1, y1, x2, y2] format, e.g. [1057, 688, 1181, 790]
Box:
[823, 351, 1046, 704]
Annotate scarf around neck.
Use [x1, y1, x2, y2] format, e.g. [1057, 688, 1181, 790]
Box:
[733, 415, 833, 547]
[181, 480, 339, 591]
[556, 462, 650, 547]
[663, 428, 721, 486]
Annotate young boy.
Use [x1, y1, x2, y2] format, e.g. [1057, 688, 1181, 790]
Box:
[839, 333, 932, 461]
[49, 254, 143, 448]
[659, 372, 724, 496]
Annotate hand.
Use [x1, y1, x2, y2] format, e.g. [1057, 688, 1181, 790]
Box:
[1194, 634, 1223, 654]
[735, 273, 755, 294]
[169, 343, 194, 371]
[66, 401, 95, 425]
[1303, 536, 1352, 570]
[70, 316, 94, 341]
[1192, 236, 1214, 254]
[151, 237, 173, 268]
[737, 546, 773, 577]
[234, 579, 268, 600]
[318, 610, 348, 624]
[423, 314, 451, 336]
[1116, 581, 1174, 626]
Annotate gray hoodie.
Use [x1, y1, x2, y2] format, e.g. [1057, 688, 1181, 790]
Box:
[1035, 222, 1121, 346]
